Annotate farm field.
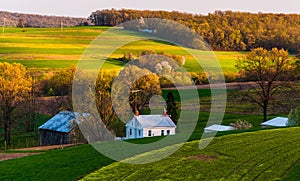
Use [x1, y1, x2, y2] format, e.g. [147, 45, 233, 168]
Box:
[2, 126, 297, 180]
[0, 27, 245, 72]
[0, 112, 291, 180]
[0, 144, 114, 181]
[1, 26, 299, 181]
[82, 127, 300, 180]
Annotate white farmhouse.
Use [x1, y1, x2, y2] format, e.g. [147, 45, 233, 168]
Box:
[126, 110, 176, 139]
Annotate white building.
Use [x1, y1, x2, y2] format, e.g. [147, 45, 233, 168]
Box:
[261, 117, 288, 127]
[126, 110, 176, 139]
[204, 124, 235, 133]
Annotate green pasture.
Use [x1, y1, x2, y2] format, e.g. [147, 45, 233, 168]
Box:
[0, 27, 244, 71]
[0, 111, 298, 180]
[0, 144, 114, 181]
[82, 127, 300, 180]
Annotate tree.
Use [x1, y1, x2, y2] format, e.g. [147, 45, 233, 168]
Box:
[0, 62, 32, 144]
[287, 106, 300, 126]
[45, 65, 76, 96]
[294, 54, 300, 79]
[17, 19, 25, 28]
[236, 48, 294, 121]
[166, 92, 179, 125]
[112, 65, 161, 120]
[95, 70, 117, 127]
[43, 65, 76, 111]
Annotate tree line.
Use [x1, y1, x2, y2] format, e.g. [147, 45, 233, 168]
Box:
[0, 11, 90, 28]
[89, 9, 300, 53]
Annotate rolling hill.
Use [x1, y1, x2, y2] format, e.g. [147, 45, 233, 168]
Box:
[82, 127, 300, 180]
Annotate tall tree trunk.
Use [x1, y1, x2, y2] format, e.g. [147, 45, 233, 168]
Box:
[4, 107, 11, 145]
[263, 103, 268, 122]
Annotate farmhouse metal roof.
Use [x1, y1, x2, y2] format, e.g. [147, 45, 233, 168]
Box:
[127, 115, 176, 128]
[39, 111, 84, 133]
[261, 117, 288, 127]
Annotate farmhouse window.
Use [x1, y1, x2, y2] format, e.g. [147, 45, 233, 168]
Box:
[161, 130, 164, 136]
[130, 129, 132, 135]
[148, 130, 152, 136]
[167, 130, 170, 135]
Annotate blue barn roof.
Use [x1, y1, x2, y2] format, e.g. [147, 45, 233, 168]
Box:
[39, 111, 79, 133]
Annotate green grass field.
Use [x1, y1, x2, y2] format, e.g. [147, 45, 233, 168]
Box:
[0, 144, 114, 181]
[5, 126, 287, 181]
[0, 112, 294, 180]
[82, 127, 300, 180]
[0, 27, 244, 72]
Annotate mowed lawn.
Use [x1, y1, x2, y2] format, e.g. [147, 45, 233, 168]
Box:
[82, 127, 300, 181]
[0, 27, 244, 72]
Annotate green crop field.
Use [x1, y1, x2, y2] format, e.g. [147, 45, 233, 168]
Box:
[0, 112, 294, 181]
[0, 27, 244, 72]
[82, 127, 300, 181]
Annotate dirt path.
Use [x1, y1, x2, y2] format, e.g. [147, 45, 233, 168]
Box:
[0, 153, 41, 161]
[17, 144, 75, 151]
[162, 82, 258, 90]
[0, 144, 76, 161]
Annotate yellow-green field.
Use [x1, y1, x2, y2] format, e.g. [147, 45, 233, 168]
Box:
[0, 26, 245, 72]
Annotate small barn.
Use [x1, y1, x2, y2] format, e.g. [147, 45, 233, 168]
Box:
[126, 110, 176, 139]
[261, 117, 288, 127]
[204, 124, 235, 133]
[39, 111, 79, 146]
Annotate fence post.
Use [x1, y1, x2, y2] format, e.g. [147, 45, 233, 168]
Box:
[4, 140, 6, 151]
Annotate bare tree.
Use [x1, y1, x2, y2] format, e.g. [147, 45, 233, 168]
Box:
[236, 48, 294, 121]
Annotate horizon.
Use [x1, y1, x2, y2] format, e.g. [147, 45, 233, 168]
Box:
[0, 8, 300, 19]
[1, 0, 299, 18]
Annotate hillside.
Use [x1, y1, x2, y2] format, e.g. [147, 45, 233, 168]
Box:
[89, 9, 300, 53]
[82, 127, 300, 180]
[0, 27, 244, 72]
[0, 11, 90, 27]
[0, 127, 299, 180]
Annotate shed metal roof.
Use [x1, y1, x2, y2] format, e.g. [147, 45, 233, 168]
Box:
[204, 124, 234, 132]
[39, 111, 81, 133]
[261, 117, 288, 127]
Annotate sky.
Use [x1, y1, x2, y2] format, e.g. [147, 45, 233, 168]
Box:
[0, 0, 299, 18]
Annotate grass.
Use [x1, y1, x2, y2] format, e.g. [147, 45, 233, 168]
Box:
[0, 144, 114, 181]
[81, 127, 300, 180]
[0, 27, 245, 72]
[0, 111, 296, 180]
[162, 89, 228, 102]
[0, 114, 51, 150]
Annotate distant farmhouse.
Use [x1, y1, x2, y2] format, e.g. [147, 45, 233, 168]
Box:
[126, 110, 176, 139]
[39, 111, 85, 146]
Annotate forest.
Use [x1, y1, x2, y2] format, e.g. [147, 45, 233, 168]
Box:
[89, 9, 300, 53]
[0, 11, 89, 27]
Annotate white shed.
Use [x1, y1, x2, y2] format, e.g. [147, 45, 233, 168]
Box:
[261, 117, 288, 127]
[126, 111, 176, 139]
[204, 124, 235, 133]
